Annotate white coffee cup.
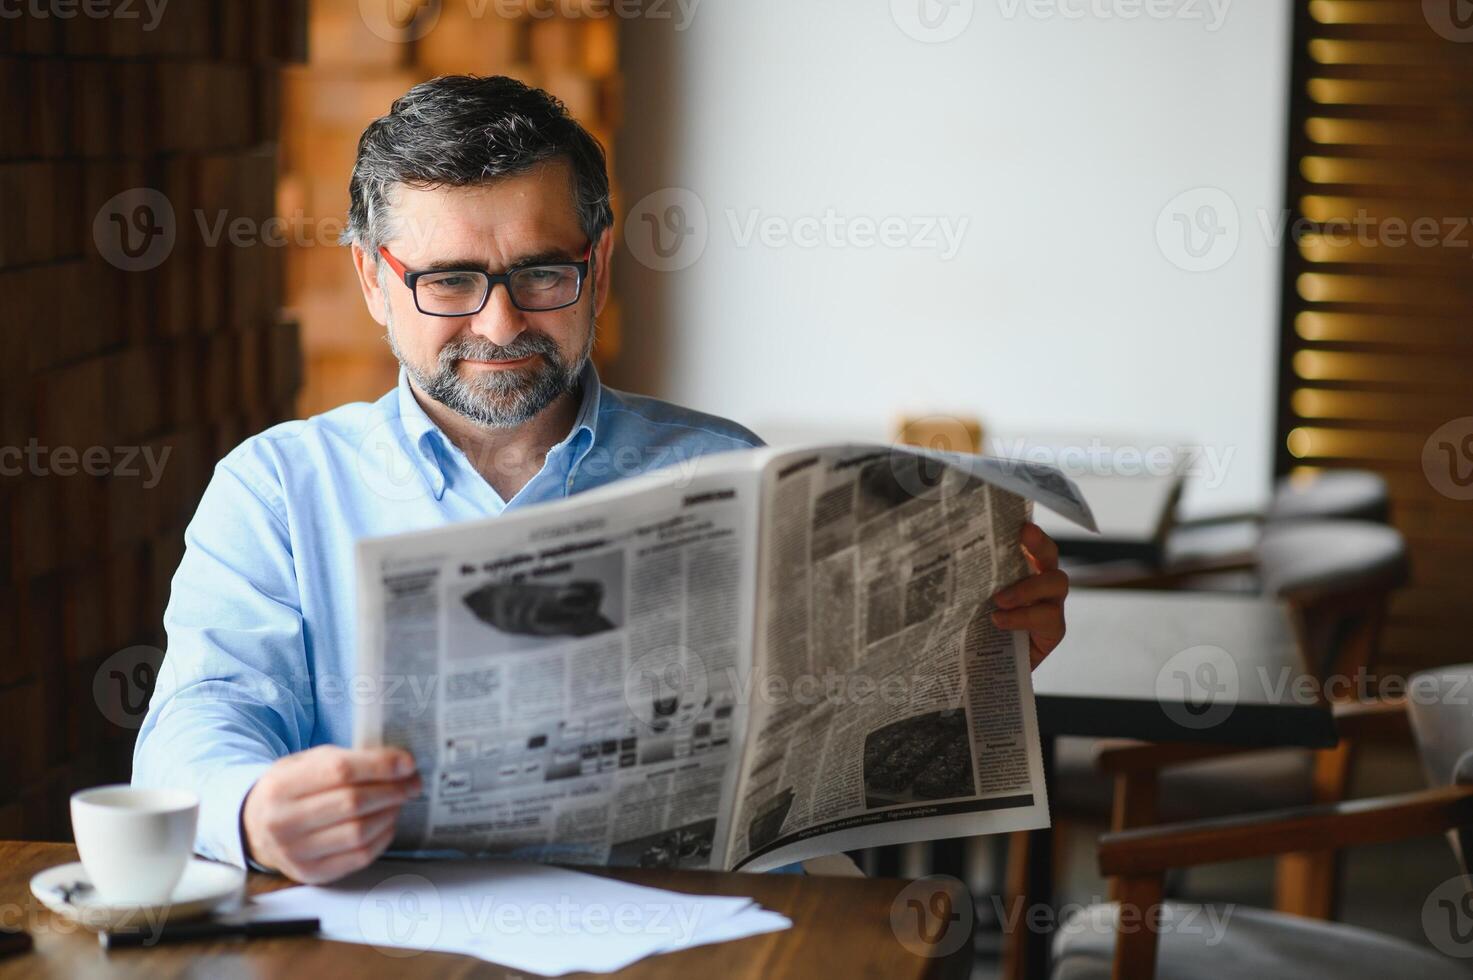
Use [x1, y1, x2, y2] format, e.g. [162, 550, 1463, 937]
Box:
[70, 785, 199, 906]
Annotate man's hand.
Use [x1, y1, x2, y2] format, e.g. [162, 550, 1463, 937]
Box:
[242, 745, 421, 884]
[991, 522, 1069, 670]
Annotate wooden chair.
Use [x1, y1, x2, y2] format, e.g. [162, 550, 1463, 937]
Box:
[1050, 669, 1473, 980]
[1093, 696, 1411, 914]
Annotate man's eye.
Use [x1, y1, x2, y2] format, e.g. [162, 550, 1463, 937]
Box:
[520, 268, 562, 286]
[423, 274, 480, 292]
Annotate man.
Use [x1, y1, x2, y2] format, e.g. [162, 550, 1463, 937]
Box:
[132, 75, 1069, 884]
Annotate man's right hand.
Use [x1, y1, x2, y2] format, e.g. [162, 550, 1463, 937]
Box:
[242, 745, 421, 884]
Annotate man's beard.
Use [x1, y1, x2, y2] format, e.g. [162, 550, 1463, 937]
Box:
[388, 313, 595, 429]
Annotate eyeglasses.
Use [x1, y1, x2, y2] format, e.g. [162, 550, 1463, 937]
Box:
[378, 242, 593, 316]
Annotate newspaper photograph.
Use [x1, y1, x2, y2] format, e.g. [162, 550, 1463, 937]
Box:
[354, 444, 1094, 872]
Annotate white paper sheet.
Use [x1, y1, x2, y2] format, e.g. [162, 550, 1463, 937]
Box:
[248, 859, 791, 975]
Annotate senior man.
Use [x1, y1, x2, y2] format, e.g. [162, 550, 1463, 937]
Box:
[132, 75, 1069, 884]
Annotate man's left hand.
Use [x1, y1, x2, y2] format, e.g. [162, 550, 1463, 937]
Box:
[991, 522, 1068, 670]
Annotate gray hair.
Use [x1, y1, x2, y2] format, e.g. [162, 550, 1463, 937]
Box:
[342, 75, 614, 255]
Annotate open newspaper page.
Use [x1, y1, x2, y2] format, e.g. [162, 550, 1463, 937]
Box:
[355, 451, 768, 871]
[727, 445, 1092, 872]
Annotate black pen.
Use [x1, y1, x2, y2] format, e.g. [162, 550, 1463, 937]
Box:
[100, 917, 320, 949]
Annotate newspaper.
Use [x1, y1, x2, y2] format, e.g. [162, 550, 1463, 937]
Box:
[355, 444, 1095, 873]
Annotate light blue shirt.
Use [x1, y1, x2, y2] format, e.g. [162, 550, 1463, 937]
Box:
[132, 363, 761, 867]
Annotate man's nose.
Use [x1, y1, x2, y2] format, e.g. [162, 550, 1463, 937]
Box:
[465, 283, 528, 347]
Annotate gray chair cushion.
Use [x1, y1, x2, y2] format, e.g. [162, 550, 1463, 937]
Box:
[1407, 665, 1473, 878]
[1154, 748, 1314, 821]
[1052, 738, 1312, 822]
[1257, 521, 1408, 601]
[1269, 470, 1389, 524]
[1408, 665, 1473, 791]
[1052, 901, 1467, 980]
[1164, 519, 1261, 566]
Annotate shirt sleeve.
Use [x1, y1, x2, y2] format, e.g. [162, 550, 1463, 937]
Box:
[131, 456, 314, 868]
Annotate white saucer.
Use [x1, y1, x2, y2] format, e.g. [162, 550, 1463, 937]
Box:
[31, 859, 246, 931]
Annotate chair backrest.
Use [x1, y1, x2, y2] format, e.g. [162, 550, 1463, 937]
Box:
[893, 415, 984, 454]
[1408, 664, 1473, 878]
[1256, 521, 1409, 681]
[1268, 469, 1390, 524]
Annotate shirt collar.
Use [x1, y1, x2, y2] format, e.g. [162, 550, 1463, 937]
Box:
[566, 358, 603, 458]
[391, 360, 604, 501]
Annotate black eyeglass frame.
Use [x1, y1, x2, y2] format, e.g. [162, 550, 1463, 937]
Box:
[377, 241, 594, 317]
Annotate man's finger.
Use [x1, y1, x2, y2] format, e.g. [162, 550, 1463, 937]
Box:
[281, 778, 420, 838]
[1020, 523, 1060, 572]
[291, 808, 401, 862]
[991, 603, 1064, 639]
[992, 569, 1069, 609]
[290, 821, 397, 884]
[277, 746, 417, 799]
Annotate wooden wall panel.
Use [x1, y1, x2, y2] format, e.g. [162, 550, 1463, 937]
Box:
[0, 1, 307, 840]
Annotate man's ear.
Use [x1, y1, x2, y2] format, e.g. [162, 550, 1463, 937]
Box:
[351, 243, 390, 328]
[591, 227, 614, 318]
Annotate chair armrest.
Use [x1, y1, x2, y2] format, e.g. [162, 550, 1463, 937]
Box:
[1332, 696, 1408, 742]
[1066, 555, 1258, 590]
[1170, 511, 1265, 530]
[1098, 784, 1473, 878]
[1093, 739, 1256, 775]
[1094, 698, 1406, 777]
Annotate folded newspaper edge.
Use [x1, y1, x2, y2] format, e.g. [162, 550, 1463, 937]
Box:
[355, 444, 1092, 874]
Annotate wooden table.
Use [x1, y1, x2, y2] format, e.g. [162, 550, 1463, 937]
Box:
[0, 842, 969, 979]
[1015, 589, 1338, 976]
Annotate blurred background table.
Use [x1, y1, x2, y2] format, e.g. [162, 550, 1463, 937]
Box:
[1035, 589, 1338, 748]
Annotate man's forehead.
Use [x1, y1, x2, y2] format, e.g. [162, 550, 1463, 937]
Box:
[386, 160, 582, 258]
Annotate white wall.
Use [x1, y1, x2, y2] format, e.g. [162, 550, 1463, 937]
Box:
[614, 0, 1291, 514]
